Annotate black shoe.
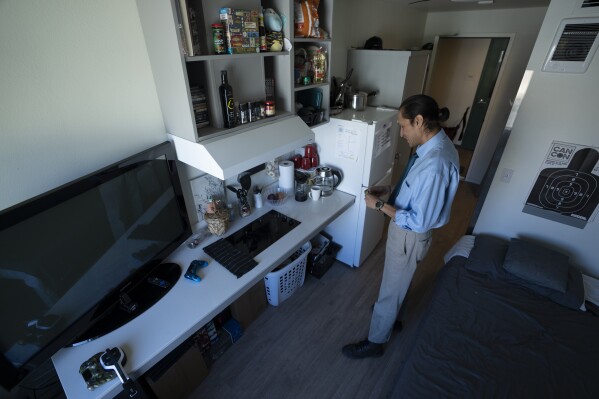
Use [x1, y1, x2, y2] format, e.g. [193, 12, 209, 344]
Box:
[342, 340, 383, 359]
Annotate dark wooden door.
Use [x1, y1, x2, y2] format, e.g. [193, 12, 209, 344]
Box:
[460, 38, 510, 150]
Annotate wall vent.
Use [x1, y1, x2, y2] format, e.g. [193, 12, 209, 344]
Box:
[543, 17, 599, 73]
[582, 0, 599, 8]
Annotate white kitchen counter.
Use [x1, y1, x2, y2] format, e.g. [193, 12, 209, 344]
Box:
[52, 189, 355, 399]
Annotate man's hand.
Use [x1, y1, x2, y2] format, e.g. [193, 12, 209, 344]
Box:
[366, 185, 391, 197]
[364, 192, 380, 210]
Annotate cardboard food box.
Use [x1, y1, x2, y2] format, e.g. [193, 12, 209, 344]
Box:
[220, 8, 260, 54]
[230, 280, 267, 329]
[144, 343, 209, 399]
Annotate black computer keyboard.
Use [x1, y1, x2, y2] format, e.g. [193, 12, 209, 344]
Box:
[202, 239, 258, 278]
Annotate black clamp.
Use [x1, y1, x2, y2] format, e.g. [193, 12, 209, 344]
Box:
[100, 347, 148, 398]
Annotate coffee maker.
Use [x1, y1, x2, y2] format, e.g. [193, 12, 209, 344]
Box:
[294, 170, 310, 202]
[313, 166, 343, 197]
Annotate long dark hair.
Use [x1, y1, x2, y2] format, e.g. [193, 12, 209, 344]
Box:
[399, 94, 449, 132]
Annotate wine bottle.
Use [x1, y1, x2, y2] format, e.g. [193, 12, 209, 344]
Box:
[219, 70, 236, 128]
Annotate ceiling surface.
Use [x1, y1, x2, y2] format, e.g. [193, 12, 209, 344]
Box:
[393, 0, 551, 12]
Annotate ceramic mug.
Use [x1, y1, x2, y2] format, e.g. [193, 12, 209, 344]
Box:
[309, 185, 321, 201]
[301, 156, 312, 170]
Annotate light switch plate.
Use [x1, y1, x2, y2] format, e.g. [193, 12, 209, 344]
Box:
[500, 168, 514, 183]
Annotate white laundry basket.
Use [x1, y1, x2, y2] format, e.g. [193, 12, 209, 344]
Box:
[264, 241, 312, 306]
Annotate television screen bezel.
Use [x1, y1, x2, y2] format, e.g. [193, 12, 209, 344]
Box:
[0, 141, 192, 391]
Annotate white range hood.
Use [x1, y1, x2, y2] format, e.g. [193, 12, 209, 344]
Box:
[169, 115, 315, 180]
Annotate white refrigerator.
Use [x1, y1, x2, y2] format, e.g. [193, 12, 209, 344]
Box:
[313, 107, 399, 267]
[345, 48, 429, 194]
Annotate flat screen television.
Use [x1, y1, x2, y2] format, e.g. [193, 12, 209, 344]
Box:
[0, 141, 192, 390]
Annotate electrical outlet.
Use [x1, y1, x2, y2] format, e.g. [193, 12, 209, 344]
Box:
[500, 168, 514, 183]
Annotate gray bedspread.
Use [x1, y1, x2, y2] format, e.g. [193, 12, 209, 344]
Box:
[391, 256, 599, 398]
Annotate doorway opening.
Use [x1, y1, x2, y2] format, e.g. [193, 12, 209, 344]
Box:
[425, 36, 510, 180]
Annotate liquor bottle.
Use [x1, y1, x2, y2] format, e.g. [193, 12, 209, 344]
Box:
[258, 8, 267, 52]
[219, 70, 236, 128]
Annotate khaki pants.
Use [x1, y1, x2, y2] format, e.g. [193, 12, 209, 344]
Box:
[368, 221, 432, 344]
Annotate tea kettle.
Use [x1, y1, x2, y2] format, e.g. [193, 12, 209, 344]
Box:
[313, 166, 343, 197]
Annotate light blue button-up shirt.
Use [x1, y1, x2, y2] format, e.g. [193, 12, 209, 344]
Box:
[393, 130, 460, 233]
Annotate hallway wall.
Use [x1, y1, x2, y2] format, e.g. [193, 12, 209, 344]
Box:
[427, 37, 490, 129]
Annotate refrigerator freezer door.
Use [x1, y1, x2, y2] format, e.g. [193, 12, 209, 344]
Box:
[313, 167, 393, 267]
[363, 117, 398, 186]
[356, 171, 393, 266]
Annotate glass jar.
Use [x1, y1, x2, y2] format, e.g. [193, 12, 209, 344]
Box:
[312, 49, 327, 83]
[239, 103, 249, 124]
[265, 100, 275, 117]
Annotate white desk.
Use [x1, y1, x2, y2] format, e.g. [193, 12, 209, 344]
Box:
[52, 190, 355, 398]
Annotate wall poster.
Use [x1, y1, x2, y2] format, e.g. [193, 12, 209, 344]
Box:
[190, 174, 224, 221]
[523, 141, 599, 229]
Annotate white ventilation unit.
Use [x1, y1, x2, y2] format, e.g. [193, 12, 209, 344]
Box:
[582, 0, 599, 8]
[543, 17, 599, 73]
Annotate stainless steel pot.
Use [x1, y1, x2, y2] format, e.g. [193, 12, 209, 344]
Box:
[345, 91, 368, 111]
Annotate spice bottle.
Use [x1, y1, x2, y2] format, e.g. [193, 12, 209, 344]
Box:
[247, 101, 256, 123]
[258, 8, 267, 52]
[239, 102, 248, 124]
[253, 102, 262, 120]
[265, 100, 275, 117]
[211, 24, 226, 55]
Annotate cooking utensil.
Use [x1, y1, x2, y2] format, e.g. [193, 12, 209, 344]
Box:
[333, 68, 353, 107]
[227, 184, 251, 217]
[346, 91, 368, 111]
[238, 172, 251, 191]
[345, 89, 379, 111]
[301, 157, 312, 170]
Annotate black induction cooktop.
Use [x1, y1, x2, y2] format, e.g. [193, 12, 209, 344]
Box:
[203, 210, 300, 278]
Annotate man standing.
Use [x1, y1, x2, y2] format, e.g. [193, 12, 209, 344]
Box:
[342, 95, 460, 359]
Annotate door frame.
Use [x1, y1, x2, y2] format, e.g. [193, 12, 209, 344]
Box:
[460, 37, 510, 150]
[425, 33, 515, 182]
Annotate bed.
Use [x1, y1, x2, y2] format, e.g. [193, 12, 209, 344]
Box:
[391, 235, 599, 398]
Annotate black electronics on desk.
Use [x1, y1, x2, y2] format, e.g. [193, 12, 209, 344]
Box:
[0, 141, 192, 391]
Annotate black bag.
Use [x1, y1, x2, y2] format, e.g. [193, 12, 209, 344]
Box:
[445, 107, 469, 141]
[364, 36, 382, 50]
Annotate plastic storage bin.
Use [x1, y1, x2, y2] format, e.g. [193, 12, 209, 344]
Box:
[307, 232, 340, 278]
[264, 241, 312, 306]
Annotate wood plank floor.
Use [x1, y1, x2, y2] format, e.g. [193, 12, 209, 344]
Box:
[189, 181, 479, 399]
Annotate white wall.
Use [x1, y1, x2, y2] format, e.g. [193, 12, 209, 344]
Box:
[474, 0, 599, 275]
[423, 7, 547, 183]
[0, 0, 166, 211]
[331, 0, 427, 78]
